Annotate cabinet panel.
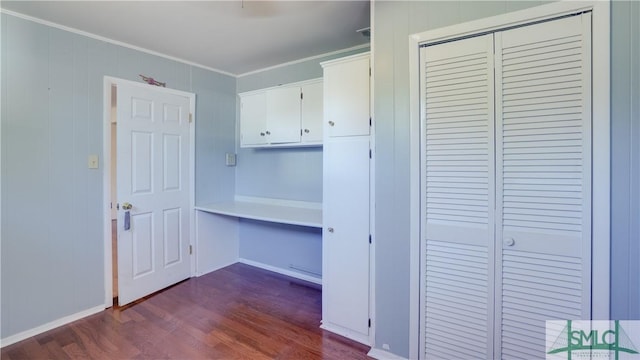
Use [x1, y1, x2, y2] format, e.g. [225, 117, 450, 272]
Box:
[323, 54, 370, 137]
[322, 136, 370, 338]
[301, 81, 323, 143]
[240, 92, 267, 146]
[266, 86, 301, 144]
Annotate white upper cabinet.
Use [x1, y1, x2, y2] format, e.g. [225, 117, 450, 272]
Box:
[239, 78, 323, 148]
[239, 92, 268, 146]
[322, 53, 370, 137]
[301, 81, 323, 144]
[266, 86, 302, 144]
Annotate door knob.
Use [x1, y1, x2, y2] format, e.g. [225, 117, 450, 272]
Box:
[122, 202, 133, 210]
[504, 237, 515, 246]
[327, 227, 334, 233]
[304, 129, 310, 133]
[265, 131, 271, 135]
[328, 121, 335, 127]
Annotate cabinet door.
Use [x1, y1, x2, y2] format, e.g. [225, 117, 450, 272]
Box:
[301, 81, 323, 144]
[324, 55, 370, 137]
[240, 92, 267, 146]
[322, 136, 370, 343]
[266, 86, 301, 144]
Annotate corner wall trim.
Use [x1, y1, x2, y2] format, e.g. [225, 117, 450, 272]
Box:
[0, 305, 104, 348]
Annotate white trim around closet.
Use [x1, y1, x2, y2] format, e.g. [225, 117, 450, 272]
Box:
[408, 1, 610, 358]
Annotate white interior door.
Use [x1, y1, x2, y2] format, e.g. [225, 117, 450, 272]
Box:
[494, 14, 592, 359]
[419, 34, 495, 359]
[116, 83, 192, 306]
[419, 12, 592, 360]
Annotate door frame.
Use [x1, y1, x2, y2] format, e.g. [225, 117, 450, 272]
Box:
[102, 76, 196, 306]
[408, 1, 610, 358]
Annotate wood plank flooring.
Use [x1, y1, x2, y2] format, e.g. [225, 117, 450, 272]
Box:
[1, 263, 371, 359]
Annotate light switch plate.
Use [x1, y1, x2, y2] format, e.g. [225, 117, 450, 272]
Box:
[225, 153, 236, 166]
[88, 155, 99, 169]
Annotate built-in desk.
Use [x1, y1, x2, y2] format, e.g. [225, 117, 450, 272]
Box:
[196, 196, 322, 228]
[194, 196, 323, 282]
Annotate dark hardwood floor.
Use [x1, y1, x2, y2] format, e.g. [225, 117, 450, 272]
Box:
[1, 263, 371, 359]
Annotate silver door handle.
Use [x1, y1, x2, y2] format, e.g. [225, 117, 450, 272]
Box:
[327, 227, 334, 233]
[122, 202, 133, 210]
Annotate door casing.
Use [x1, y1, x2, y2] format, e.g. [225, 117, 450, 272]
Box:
[102, 76, 196, 306]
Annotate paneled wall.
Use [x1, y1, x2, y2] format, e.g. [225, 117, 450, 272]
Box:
[611, 0, 640, 321]
[0, 13, 236, 340]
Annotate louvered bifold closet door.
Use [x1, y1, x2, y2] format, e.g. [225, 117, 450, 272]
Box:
[494, 14, 592, 359]
[419, 34, 495, 359]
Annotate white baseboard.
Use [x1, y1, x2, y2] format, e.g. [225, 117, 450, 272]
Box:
[238, 258, 322, 285]
[0, 305, 104, 348]
[320, 322, 370, 346]
[367, 348, 408, 360]
[195, 259, 238, 277]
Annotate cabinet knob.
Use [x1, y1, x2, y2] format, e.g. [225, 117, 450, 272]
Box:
[328, 121, 335, 127]
[304, 129, 310, 133]
[265, 131, 271, 135]
[327, 227, 334, 233]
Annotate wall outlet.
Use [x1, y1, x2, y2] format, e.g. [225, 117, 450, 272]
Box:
[88, 154, 99, 169]
[225, 153, 236, 166]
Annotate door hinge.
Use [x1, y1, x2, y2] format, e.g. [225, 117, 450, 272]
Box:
[369, 149, 372, 159]
[368, 318, 372, 328]
[369, 117, 372, 127]
[301, 92, 303, 100]
[189, 245, 193, 255]
[189, 113, 193, 123]
[116, 203, 120, 210]
[369, 67, 371, 77]
[369, 234, 372, 244]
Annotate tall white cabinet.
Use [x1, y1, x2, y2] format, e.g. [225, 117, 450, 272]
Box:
[321, 52, 371, 345]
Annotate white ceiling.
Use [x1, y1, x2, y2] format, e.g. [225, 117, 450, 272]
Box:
[1, 1, 370, 76]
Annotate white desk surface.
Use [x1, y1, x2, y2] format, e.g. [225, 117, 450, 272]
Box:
[196, 200, 322, 228]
